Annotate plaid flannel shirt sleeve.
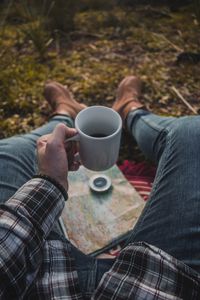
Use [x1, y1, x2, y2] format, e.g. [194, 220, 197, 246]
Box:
[0, 178, 65, 299]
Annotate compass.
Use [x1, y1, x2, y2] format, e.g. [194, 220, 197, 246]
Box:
[89, 174, 112, 192]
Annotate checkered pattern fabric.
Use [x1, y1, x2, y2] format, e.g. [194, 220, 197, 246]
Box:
[0, 178, 200, 299]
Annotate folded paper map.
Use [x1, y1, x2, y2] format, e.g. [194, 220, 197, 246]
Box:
[60, 164, 145, 255]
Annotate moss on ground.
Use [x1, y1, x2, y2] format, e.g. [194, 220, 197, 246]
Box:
[0, 4, 200, 162]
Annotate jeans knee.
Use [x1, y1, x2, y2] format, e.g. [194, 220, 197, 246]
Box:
[168, 117, 200, 148]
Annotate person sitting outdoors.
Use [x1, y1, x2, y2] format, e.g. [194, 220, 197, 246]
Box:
[0, 76, 200, 299]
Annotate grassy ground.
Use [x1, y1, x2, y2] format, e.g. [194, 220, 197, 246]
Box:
[0, 3, 200, 163]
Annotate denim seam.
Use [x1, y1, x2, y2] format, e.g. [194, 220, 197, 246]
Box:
[147, 128, 172, 204]
[139, 116, 168, 133]
[125, 127, 172, 243]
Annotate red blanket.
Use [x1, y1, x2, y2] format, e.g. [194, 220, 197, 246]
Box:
[119, 160, 156, 201]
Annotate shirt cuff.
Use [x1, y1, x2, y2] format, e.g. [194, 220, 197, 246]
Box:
[33, 174, 68, 201]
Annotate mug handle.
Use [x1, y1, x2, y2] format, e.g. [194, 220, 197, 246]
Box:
[65, 133, 80, 143]
[65, 134, 81, 163]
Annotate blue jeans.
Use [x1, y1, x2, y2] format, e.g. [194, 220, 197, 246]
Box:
[1, 111, 200, 295]
[126, 109, 200, 273]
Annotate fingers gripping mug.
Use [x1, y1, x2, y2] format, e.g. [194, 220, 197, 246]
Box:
[67, 106, 122, 171]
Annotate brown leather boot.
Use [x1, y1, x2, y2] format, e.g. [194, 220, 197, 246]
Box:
[112, 76, 144, 126]
[44, 81, 86, 119]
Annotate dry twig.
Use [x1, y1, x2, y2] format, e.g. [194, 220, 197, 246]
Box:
[171, 86, 198, 114]
[153, 33, 183, 52]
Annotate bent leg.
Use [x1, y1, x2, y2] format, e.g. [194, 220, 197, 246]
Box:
[127, 109, 176, 162]
[0, 116, 73, 203]
[126, 110, 200, 273]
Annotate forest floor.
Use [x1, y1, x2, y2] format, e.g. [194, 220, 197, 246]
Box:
[0, 3, 200, 162]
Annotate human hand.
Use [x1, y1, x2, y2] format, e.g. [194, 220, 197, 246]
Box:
[37, 123, 79, 192]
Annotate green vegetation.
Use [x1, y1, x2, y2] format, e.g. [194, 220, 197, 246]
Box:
[0, 1, 200, 161]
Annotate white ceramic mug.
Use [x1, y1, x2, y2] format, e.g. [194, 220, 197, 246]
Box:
[67, 106, 122, 171]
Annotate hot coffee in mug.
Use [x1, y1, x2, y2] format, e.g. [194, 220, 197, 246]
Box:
[67, 106, 122, 171]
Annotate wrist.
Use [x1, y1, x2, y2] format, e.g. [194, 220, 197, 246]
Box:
[37, 168, 68, 191]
